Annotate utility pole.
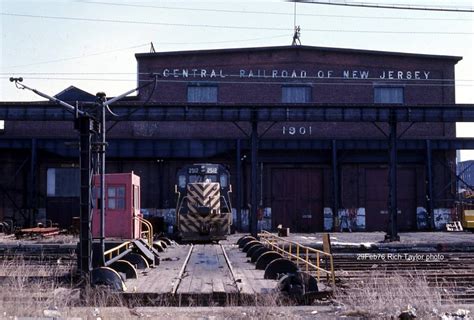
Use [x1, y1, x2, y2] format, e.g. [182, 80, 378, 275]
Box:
[10, 77, 156, 278]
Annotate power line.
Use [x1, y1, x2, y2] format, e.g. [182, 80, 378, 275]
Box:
[2, 76, 473, 87]
[4, 72, 474, 82]
[78, 0, 473, 21]
[1, 12, 472, 35]
[3, 43, 149, 70]
[291, 0, 474, 13]
[2, 35, 288, 70]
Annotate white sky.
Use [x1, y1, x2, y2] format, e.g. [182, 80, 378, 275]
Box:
[1, 0, 474, 157]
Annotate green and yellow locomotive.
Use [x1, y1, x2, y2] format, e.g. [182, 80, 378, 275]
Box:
[175, 164, 232, 242]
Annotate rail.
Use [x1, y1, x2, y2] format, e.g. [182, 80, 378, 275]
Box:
[259, 230, 335, 286]
[103, 241, 133, 262]
[134, 216, 154, 246]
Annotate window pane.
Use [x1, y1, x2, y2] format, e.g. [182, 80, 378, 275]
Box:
[108, 198, 116, 209]
[117, 199, 125, 209]
[134, 186, 139, 209]
[117, 186, 125, 197]
[220, 174, 228, 188]
[108, 187, 116, 197]
[374, 87, 404, 104]
[179, 175, 186, 188]
[282, 86, 311, 103]
[187, 86, 218, 103]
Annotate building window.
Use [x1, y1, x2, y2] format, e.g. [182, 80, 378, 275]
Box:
[108, 186, 125, 210]
[374, 87, 404, 104]
[282, 86, 311, 103]
[0, 120, 4, 133]
[47, 168, 80, 197]
[187, 84, 218, 103]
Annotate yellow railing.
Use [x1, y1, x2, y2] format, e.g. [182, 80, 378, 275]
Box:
[259, 230, 335, 286]
[104, 241, 133, 262]
[134, 216, 153, 246]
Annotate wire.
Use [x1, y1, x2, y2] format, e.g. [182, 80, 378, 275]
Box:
[4, 72, 474, 82]
[107, 75, 159, 132]
[2, 35, 288, 70]
[3, 43, 149, 69]
[2, 76, 473, 87]
[1, 12, 472, 35]
[291, 0, 474, 13]
[78, 0, 474, 21]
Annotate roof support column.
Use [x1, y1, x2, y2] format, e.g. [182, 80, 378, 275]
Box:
[250, 112, 259, 237]
[235, 139, 242, 231]
[385, 113, 400, 241]
[27, 138, 37, 227]
[426, 140, 435, 230]
[332, 139, 339, 231]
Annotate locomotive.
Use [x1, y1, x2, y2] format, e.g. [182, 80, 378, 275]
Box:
[175, 164, 233, 242]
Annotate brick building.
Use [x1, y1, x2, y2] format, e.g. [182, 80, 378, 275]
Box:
[0, 45, 462, 232]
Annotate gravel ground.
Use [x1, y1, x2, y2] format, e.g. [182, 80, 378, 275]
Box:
[226, 231, 474, 252]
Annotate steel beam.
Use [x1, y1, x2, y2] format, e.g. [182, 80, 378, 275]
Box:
[2, 103, 474, 122]
[2, 138, 474, 159]
[77, 116, 94, 277]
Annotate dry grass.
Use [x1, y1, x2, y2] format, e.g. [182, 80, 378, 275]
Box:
[0, 256, 297, 319]
[334, 271, 457, 319]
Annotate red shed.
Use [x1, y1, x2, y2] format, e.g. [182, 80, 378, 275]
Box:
[92, 172, 141, 239]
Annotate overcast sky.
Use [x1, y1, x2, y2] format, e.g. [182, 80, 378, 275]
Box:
[1, 0, 473, 157]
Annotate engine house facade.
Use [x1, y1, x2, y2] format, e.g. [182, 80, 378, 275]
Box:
[0, 45, 461, 232]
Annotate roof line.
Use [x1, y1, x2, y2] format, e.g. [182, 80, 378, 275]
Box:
[135, 45, 462, 62]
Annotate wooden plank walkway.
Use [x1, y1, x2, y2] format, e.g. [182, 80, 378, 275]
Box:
[223, 244, 277, 295]
[125, 243, 277, 296]
[176, 244, 238, 295]
[125, 244, 191, 293]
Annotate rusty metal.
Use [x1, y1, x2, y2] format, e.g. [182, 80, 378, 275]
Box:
[15, 226, 61, 238]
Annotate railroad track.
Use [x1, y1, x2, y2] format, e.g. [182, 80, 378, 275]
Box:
[170, 243, 240, 304]
[331, 252, 474, 304]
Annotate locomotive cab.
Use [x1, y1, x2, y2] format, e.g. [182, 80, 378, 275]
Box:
[175, 164, 232, 242]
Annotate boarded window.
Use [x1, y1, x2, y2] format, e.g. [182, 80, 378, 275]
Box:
[187, 85, 218, 103]
[282, 86, 311, 103]
[107, 186, 126, 210]
[47, 168, 80, 197]
[374, 87, 404, 104]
